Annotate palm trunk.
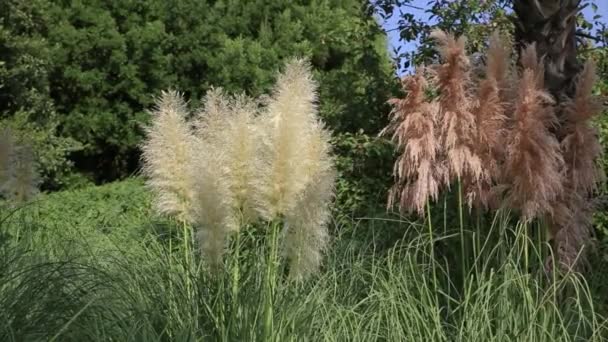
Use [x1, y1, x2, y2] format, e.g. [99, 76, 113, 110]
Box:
[512, 0, 582, 106]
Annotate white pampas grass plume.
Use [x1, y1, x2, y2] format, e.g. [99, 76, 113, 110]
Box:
[256, 58, 319, 219]
[195, 87, 232, 141]
[191, 142, 238, 267]
[141, 90, 197, 223]
[198, 91, 261, 224]
[283, 122, 336, 280]
[257, 58, 336, 278]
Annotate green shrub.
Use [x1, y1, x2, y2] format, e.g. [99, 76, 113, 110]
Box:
[0, 0, 82, 189]
[40, 0, 396, 184]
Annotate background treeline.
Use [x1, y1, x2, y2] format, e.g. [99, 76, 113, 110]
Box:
[0, 0, 396, 214]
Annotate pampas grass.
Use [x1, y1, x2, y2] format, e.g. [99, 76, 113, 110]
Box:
[504, 45, 564, 221]
[256, 58, 336, 279]
[383, 72, 443, 215]
[430, 30, 482, 184]
[384, 30, 604, 272]
[141, 90, 198, 223]
[466, 32, 509, 209]
[283, 121, 336, 279]
[141, 58, 336, 278]
[549, 60, 606, 270]
[560, 60, 605, 196]
[256, 59, 321, 220]
[198, 90, 260, 225]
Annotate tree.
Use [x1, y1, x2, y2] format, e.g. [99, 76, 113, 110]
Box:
[42, 0, 396, 189]
[0, 0, 81, 189]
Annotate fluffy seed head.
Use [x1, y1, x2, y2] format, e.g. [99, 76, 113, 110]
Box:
[384, 72, 443, 215]
[431, 30, 482, 183]
[465, 32, 510, 209]
[141, 90, 197, 223]
[560, 60, 605, 195]
[504, 46, 564, 221]
[283, 122, 336, 280]
[256, 58, 320, 219]
[191, 142, 238, 267]
[199, 91, 261, 224]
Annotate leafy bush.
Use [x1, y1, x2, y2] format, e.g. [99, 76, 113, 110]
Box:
[38, 0, 396, 185]
[332, 131, 394, 218]
[0, 0, 82, 189]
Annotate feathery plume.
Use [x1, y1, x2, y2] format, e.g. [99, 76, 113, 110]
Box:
[560, 60, 605, 195]
[283, 123, 335, 279]
[195, 87, 232, 141]
[430, 30, 482, 183]
[519, 42, 544, 88]
[191, 142, 238, 267]
[504, 45, 563, 221]
[199, 91, 261, 224]
[548, 192, 595, 271]
[546, 60, 604, 271]
[141, 90, 197, 223]
[256, 58, 319, 219]
[465, 32, 510, 209]
[256, 58, 336, 278]
[383, 72, 443, 215]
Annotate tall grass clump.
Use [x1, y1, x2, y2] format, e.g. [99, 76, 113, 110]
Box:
[140, 58, 336, 339]
[142, 58, 335, 278]
[384, 29, 605, 273]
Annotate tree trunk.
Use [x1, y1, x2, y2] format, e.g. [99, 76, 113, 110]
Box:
[512, 0, 582, 106]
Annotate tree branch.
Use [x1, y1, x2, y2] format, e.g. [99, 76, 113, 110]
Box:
[575, 31, 603, 42]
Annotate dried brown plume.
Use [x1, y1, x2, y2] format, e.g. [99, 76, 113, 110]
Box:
[465, 32, 510, 209]
[383, 71, 443, 215]
[504, 45, 564, 221]
[430, 30, 482, 185]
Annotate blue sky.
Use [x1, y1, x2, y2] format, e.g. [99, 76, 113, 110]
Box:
[378, 0, 608, 73]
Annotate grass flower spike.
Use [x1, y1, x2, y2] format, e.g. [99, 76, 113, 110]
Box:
[257, 58, 336, 278]
[431, 30, 482, 184]
[191, 143, 238, 266]
[504, 45, 564, 221]
[256, 58, 319, 220]
[202, 93, 261, 224]
[283, 121, 336, 279]
[383, 72, 442, 215]
[141, 90, 197, 223]
[466, 32, 510, 209]
[549, 60, 605, 270]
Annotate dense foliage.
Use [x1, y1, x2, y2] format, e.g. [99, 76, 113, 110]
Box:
[1, 0, 397, 208]
[0, 0, 82, 189]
